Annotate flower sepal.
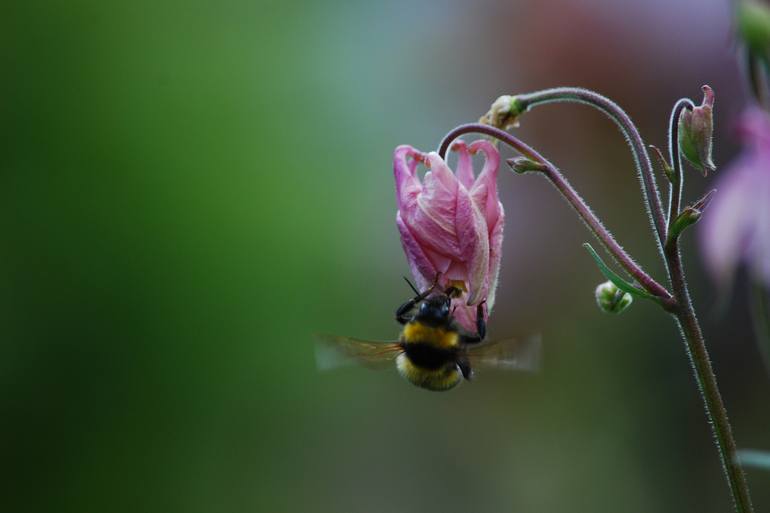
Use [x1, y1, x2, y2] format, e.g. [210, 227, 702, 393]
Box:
[667, 189, 717, 246]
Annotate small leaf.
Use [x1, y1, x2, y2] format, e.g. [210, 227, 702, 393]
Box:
[737, 449, 770, 470]
[582, 243, 656, 301]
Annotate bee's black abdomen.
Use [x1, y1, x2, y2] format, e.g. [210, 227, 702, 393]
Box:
[403, 343, 455, 370]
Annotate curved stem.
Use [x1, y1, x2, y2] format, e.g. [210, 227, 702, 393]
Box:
[666, 99, 695, 232]
[438, 123, 671, 300]
[666, 242, 755, 513]
[515, 88, 668, 253]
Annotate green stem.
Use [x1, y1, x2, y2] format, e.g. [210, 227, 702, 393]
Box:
[662, 94, 754, 512]
[516, 88, 668, 255]
[666, 243, 754, 513]
[665, 99, 695, 231]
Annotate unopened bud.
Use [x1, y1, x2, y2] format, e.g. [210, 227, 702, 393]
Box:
[678, 86, 716, 176]
[480, 95, 524, 130]
[667, 189, 716, 245]
[506, 156, 547, 174]
[595, 281, 633, 314]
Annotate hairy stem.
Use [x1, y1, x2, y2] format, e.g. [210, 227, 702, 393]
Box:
[666, 243, 754, 513]
[516, 87, 668, 253]
[438, 123, 671, 300]
[662, 94, 754, 511]
[666, 99, 695, 231]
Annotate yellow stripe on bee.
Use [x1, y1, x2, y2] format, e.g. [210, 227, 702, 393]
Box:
[396, 354, 461, 391]
[402, 322, 460, 349]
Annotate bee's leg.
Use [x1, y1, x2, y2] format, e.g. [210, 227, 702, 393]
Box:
[457, 358, 473, 380]
[462, 302, 487, 344]
[395, 275, 438, 324]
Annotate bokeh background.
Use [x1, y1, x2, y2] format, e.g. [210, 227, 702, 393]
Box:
[2, 0, 769, 512]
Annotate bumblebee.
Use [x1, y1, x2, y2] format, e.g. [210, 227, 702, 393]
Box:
[317, 278, 539, 391]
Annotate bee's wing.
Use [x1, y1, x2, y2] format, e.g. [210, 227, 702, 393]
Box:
[466, 334, 541, 372]
[314, 334, 402, 371]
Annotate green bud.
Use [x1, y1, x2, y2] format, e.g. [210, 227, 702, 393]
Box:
[506, 156, 547, 174]
[738, 1, 770, 57]
[479, 95, 525, 130]
[666, 189, 716, 246]
[678, 86, 716, 176]
[595, 280, 633, 314]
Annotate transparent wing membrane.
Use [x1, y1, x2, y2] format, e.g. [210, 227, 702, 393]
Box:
[314, 334, 402, 371]
[466, 334, 542, 372]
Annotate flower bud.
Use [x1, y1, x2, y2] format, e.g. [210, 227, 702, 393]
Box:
[678, 86, 716, 176]
[506, 156, 547, 174]
[595, 281, 633, 314]
[667, 189, 716, 245]
[479, 95, 524, 130]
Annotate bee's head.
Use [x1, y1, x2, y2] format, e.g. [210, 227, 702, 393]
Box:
[415, 294, 452, 326]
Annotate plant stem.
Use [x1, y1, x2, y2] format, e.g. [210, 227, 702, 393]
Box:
[516, 88, 668, 252]
[442, 85, 755, 509]
[666, 99, 695, 231]
[662, 94, 754, 512]
[666, 242, 755, 513]
[438, 123, 671, 300]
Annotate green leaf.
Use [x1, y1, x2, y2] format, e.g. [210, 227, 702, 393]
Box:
[582, 243, 656, 301]
[737, 449, 770, 470]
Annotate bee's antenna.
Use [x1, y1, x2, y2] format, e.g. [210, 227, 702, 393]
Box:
[403, 276, 420, 296]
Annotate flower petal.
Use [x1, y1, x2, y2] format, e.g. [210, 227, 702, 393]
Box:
[451, 140, 475, 190]
[396, 211, 436, 291]
[407, 153, 462, 257]
[469, 140, 502, 230]
[485, 204, 505, 311]
[456, 183, 490, 305]
[393, 145, 424, 217]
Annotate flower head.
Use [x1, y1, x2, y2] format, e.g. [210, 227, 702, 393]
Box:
[394, 140, 504, 332]
[699, 107, 770, 289]
[679, 85, 716, 176]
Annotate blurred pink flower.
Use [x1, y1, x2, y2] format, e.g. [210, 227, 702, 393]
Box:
[393, 140, 504, 332]
[699, 108, 770, 288]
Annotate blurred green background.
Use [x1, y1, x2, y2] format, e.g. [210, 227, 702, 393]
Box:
[2, 1, 769, 512]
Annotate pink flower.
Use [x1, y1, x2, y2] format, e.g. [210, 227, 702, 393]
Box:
[699, 108, 770, 289]
[393, 140, 504, 332]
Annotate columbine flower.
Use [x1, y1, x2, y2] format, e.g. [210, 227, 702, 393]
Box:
[699, 107, 770, 289]
[393, 140, 504, 332]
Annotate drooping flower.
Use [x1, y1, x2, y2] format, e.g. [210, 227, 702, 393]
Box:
[393, 140, 504, 333]
[699, 107, 770, 289]
[679, 85, 716, 176]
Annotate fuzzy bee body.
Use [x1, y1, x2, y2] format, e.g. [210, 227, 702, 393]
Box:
[316, 280, 540, 391]
[397, 321, 465, 391]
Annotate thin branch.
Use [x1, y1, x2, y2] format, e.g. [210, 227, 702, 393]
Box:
[438, 123, 671, 300]
[515, 88, 668, 256]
